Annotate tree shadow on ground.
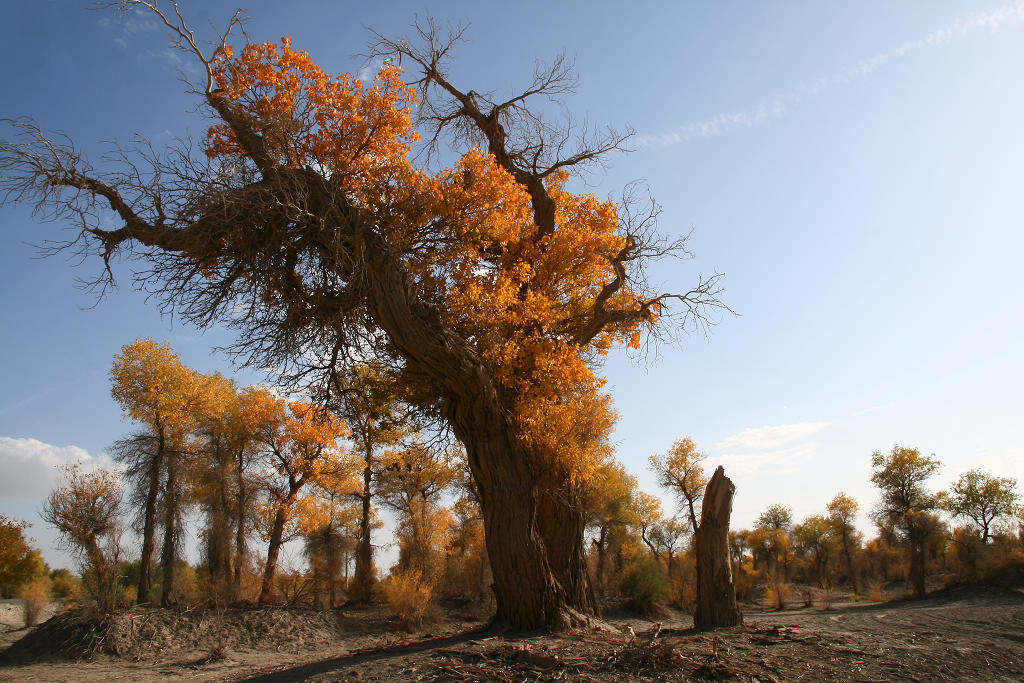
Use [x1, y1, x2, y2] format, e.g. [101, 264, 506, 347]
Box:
[237, 625, 495, 682]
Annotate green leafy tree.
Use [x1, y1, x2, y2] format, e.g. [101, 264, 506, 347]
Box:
[757, 504, 794, 532]
[941, 469, 1019, 544]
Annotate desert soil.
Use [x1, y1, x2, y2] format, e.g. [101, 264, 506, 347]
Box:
[2, 583, 1023, 682]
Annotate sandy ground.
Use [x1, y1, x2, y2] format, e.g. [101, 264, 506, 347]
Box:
[1, 583, 1023, 682]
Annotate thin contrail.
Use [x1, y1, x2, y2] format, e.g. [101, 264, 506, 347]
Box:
[637, 3, 1024, 148]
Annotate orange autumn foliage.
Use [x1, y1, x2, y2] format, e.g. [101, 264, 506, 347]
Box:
[204, 39, 652, 483]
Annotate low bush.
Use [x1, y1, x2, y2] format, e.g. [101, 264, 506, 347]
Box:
[620, 556, 670, 615]
[382, 569, 434, 630]
[20, 578, 51, 626]
[764, 577, 792, 611]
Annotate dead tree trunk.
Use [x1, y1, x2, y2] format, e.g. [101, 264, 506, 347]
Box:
[694, 466, 742, 629]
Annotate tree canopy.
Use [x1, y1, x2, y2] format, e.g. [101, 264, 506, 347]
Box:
[0, 3, 726, 628]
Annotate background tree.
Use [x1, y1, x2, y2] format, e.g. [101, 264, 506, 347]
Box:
[870, 445, 941, 598]
[826, 492, 862, 591]
[941, 469, 1019, 544]
[300, 466, 361, 608]
[0, 4, 726, 628]
[0, 517, 47, 598]
[248, 390, 352, 604]
[793, 515, 834, 586]
[649, 437, 708, 536]
[754, 503, 795, 580]
[109, 338, 197, 604]
[442, 494, 491, 610]
[189, 372, 252, 602]
[583, 459, 639, 596]
[41, 465, 124, 612]
[757, 504, 794, 532]
[326, 362, 410, 604]
[377, 442, 460, 584]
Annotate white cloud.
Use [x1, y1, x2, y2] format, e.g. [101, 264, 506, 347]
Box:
[708, 443, 818, 477]
[976, 446, 1024, 477]
[638, 2, 1024, 147]
[0, 437, 111, 498]
[715, 421, 831, 451]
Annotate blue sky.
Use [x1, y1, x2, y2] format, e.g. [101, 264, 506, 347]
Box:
[1, 1, 1022, 570]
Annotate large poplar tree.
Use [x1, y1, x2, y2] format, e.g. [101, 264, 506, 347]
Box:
[0, 3, 725, 628]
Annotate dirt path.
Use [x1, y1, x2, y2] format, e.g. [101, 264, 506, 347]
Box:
[2, 584, 1023, 681]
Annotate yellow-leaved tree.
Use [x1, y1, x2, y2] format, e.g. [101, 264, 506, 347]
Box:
[0, 4, 727, 628]
[246, 388, 353, 604]
[109, 338, 200, 605]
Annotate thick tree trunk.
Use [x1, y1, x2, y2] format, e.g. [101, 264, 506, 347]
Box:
[694, 466, 742, 630]
[909, 540, 926, 598]
[537, 483, 597, 615]
[361, 232, 597, 630]
[137, 428, 163, 604]
[459, 427, 567, 629]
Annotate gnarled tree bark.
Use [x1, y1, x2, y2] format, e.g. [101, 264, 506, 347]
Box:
[694, 466, 742, 629]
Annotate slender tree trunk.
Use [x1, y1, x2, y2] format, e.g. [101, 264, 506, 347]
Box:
[160, 449, 180, 607]
[686, 497, 699, 538]
[595, 526, 609, 596]
[694, 466, 742, 630]
[87, 539, 115, 614]
[137, 427, 164, 604]
[350, 445, 375, 604]
[207, 441, 233, 599]
[260, 484, 300, 605]
[326, 525, 340, 608]
[233, 448, 249, 601]
[840, 529, 859, 593]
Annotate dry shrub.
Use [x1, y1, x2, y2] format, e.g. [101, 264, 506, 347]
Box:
[799, 584, 814, 608]
[382, 568, 434, 630]
[819, 580, 835, 610]
[20, 578, 51, 626]
[275, 569, 315, 607]
[732, 566, 756, 602]
[764, 577, 792, 611]
[867, 579, 886, 602]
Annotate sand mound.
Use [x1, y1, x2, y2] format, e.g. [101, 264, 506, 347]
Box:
[0, 605, 349, 664]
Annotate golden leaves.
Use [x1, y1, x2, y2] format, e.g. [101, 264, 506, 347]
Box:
[202, 38, 652, 479]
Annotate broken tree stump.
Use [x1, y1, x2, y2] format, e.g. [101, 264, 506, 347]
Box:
[694, 466, 743, 629]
